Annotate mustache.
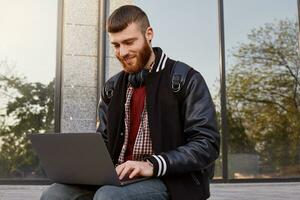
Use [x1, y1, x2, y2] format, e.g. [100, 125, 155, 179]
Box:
[119, 54, 135, 61]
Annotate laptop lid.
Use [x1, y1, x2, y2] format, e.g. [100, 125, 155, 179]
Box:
[28, 133, 121, 186]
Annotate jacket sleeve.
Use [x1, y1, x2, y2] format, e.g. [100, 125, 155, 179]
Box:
[96, 86, 109, 145]
[96, 72, 122, 145]
[146, 72, 220, 177]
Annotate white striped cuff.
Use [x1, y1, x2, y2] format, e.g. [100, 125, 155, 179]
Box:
[152, 155, 167, 176]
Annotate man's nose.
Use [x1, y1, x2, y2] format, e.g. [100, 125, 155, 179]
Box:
[119, 46, 129, 57]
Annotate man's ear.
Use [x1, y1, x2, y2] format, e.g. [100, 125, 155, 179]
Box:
[145, 27, 154, 43]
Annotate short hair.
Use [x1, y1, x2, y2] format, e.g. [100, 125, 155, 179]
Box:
[107, 5, 150, 33]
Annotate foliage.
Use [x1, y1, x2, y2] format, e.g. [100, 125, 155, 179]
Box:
[0, 68, 54, 178]
[227, 18, 300, 175]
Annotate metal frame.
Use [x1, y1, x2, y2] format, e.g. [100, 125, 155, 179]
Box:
[212, 177, 300, 184]
[54, 0, 64, 133]
[298, 0, 300, 54]
[217, 0, 229, 182]
[0, 179, 52, 185]
[96, 0, 108, 110]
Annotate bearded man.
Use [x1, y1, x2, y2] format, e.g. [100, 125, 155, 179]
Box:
[41, 5, 220, 200]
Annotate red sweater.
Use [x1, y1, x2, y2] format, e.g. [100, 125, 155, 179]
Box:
[124, 86, 146, 161]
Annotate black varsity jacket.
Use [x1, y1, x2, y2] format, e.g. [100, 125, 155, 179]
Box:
[97, 47, 220, 200]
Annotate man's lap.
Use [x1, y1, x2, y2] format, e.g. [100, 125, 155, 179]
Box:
[40, 178, 169, 200]
[94, 178, 168, 200]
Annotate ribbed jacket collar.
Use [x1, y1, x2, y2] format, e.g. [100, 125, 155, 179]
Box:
[151, 47, 169, 73]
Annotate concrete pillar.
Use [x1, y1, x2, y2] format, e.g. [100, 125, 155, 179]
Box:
[60, 0, 99, 132]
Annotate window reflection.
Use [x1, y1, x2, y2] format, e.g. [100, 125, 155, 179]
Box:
[224, 0, 299, 179]
[0, 0, 57, 179]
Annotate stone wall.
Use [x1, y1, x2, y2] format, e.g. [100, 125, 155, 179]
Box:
[60, 0, 99, 132]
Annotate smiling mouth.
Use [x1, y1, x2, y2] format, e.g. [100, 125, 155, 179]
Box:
[124, 56, 135, 63]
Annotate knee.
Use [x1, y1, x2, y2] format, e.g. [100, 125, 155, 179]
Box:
[40, 190, 48, 200]
[40, 183, 79, 200]
[93, 185, 121, 200]
[40, 185, 59, 200]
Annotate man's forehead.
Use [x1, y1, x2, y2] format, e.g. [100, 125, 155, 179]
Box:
[109, 23, 143, 43]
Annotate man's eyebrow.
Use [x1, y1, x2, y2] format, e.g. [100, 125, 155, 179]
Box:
[122, 38, 137, 43]
[111, 41, 119, 45]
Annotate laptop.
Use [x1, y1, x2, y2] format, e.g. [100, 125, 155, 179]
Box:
[28, 133, 147, 186]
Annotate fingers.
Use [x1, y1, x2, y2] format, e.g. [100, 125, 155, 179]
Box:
[129, 167, 140, 179]
[116, 161, 136, 180]
[115, 164, 124, 176]
[119, 164, 133, 180]
[115, 161, 154, 180]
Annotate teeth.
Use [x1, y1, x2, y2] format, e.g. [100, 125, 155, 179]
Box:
[125, 57, 134, 62]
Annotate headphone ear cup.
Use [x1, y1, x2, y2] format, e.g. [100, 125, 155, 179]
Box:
[128, 73, 139, 88]
[128, 74, 135, 88]
[128, 68, 149, 88]
[139, 68, 149, 87]
[140, 68, 148, 84]
[133, 73, 139, 87]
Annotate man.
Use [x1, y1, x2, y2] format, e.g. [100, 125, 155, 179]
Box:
[41, 5, 219, 200]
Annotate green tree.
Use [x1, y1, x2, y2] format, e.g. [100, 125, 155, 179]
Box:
[227, 18, 300, 176]
[0, 67, 54, 178]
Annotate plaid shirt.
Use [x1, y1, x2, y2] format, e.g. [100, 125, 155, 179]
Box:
[118, 86, 154, 164]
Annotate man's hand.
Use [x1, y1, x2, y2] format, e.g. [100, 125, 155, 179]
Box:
[116, 160, 153, 180]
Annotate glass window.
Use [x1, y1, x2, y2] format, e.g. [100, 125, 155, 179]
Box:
[132, 0, 222, 179]
[0, 0, 58, 179]
[224, 0, 299, 179]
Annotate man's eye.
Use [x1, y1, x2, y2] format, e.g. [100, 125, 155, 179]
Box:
[125, 41, 133, 45]
[113, 44, 120, 48]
